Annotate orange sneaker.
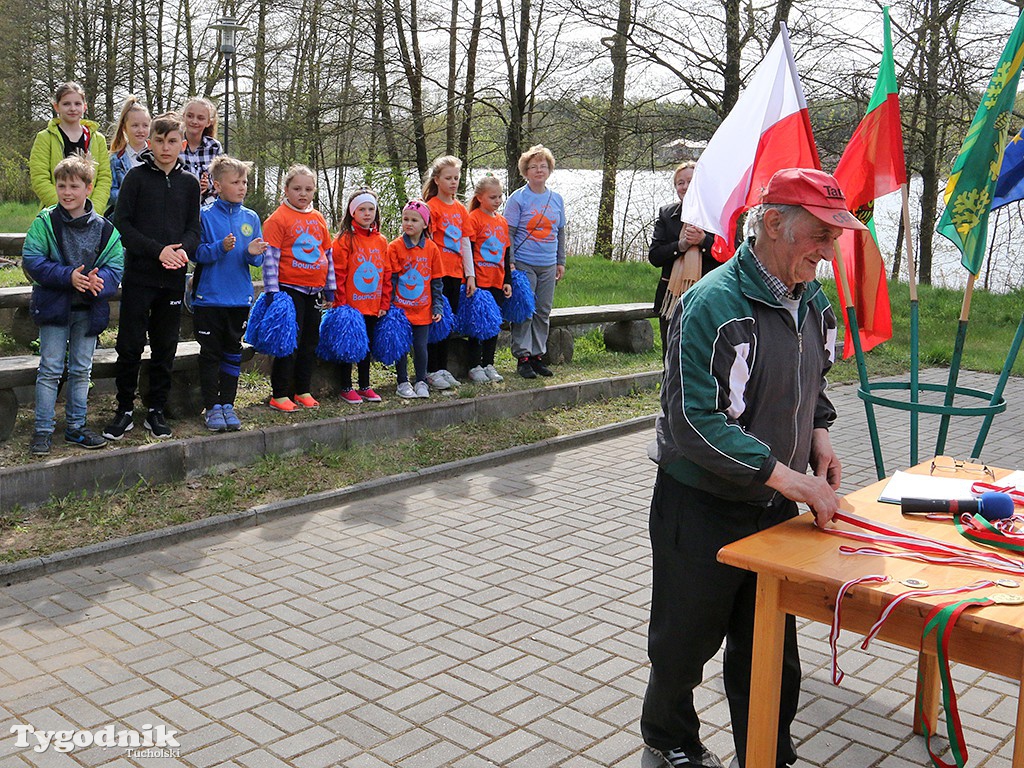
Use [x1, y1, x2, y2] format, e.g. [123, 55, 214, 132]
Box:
[293, 393, 320, 408]
[269, 396, 298, 412]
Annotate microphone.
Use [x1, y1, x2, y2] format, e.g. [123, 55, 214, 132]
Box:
[901, 492, 1015, 521]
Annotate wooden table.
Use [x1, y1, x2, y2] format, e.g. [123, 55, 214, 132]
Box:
[718, 463, 1024, 767]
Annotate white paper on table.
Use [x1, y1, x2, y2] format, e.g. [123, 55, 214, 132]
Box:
[877, 471, 978, 504]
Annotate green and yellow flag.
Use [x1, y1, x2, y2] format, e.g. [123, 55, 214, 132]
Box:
[937, 13, 1024, 275]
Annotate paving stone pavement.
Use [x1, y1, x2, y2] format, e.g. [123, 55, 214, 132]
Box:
[1, 369, 1023, 768]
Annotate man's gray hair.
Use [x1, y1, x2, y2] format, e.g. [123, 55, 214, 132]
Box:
[745, 203, 805, 240]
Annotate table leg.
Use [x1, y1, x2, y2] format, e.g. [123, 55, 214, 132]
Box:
[747, 573, 783, 768]
[913, 649, 940, 737]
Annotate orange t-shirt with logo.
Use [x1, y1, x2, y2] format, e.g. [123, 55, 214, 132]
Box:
[466, 208, 510, 290]
[331, 227, 392, 316]
[426, 197, 469, 279]
[388, 236, 442, 326]
[263, 204, 332, 289]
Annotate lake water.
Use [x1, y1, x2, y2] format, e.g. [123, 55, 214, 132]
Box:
[306, 167, 1023, 292]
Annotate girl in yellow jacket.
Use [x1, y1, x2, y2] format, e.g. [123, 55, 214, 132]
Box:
[29, 82, 112, 213]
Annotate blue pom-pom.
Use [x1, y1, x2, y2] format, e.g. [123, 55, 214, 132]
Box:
[503, 270, 536, 323]
[456, 286, 503, 340]
[428, 294, 456, 344]
[257, 291, 299, 357]
[373, 305, 413, 365]
[244, 291, 272, 346]
[317, 305, 369, 363]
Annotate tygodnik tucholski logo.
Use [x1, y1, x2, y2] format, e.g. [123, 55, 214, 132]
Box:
[10, 722, 181, 757]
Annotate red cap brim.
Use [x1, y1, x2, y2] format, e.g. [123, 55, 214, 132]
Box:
[803, 205, 868, 231]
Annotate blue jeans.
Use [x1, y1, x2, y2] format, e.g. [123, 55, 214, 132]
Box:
[34, 311, 97, 434]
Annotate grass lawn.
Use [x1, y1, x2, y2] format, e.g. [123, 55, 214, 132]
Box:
[0, 201, 37, 233]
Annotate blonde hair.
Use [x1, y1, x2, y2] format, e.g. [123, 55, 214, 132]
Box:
[53, 154, 96, 186]
[53, 81, 87, 105]
[209, 155, 252, 182]
[181, 96, 219, 141]
[422, 155, 462, 202]
[673, 161, 697, 184]
[109, 96, 151, 154]
[468, 174, 502, 212]
[281, 164, 317, 203]
[517, 145, 556, 178]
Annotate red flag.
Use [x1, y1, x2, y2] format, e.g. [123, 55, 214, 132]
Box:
[831, 8, 905, 358]
[681, 23, 820, 261]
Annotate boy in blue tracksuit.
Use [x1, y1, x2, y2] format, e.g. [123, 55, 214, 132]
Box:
[22, 155, 124, 454]
[192, 155, 267, 432]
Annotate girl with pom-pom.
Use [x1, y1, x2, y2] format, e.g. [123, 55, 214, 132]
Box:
[465, 175, 513, 384]
[261, 165, 336, 412]
[422, 155, 474, 390]
[388, 200, 444, 399]
[331, 187, 391, 404]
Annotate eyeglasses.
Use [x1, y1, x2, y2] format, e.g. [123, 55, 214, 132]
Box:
[929, 455, 995, 480]
[527, 164, 549, 172]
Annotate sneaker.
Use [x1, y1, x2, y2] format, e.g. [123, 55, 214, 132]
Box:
[517, 357, 537, 379]
[440, 369, 461, 387]
[396, 382, 417, 399]
[205, 405, 226, 432]
[646, 744, 725, 768]
[269, 396, 298, 412]
[468, 366, 490, 384]
[340, 389, 363, 404]
[103, 409, 134, 440]
[484, 364, 504, 382]
[64, 426, 107, 449]
[294, 393, 319, 408]
[357, 388, 382, 403]
[413, 381, 430, 398]
[426, 371, 451, 390]
[144, 409, 172, 439]
[221, 404, 242, 431]
[530, 356, 553, 377]
[29, 432, 52, 455]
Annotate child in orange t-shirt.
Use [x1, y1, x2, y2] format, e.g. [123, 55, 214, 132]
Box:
[331, 187, 391, 404]
[261, 164, 336, 412]
[422, 155, 474, 390]
[389, 200, 443, 399]
[465, 175, 513, 384]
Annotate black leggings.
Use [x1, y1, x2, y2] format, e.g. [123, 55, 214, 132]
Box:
[466, 286, 504, 369]
[426, 276, 461, 372]
[270, 287, 320, 399]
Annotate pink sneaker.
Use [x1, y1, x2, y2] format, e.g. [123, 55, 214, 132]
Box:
[357, 388, 382, 403]
[340, 389, 363, 404]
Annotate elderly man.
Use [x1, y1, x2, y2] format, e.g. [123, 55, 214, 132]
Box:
[641, 168, 867, 768]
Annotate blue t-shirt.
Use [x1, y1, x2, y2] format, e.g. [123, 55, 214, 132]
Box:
[504, 186, 565, 267]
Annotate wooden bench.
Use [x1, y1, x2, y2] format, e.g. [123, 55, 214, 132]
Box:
[0, 341, 255, 441]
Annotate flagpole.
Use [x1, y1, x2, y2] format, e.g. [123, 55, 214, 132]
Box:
[901, 183, 920, 465]
[832, 241, 886, 479]
[934, 273, 975, 455]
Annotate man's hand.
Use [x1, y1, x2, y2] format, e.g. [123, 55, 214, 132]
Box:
[811, 428, 842, 491]
[159, 243, 188, 269]
[765, 459, 840, 527]
[555, 264, 565, 282]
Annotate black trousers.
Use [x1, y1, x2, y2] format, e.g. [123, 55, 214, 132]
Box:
[641, 469, 801, 767]
[427, 275, 462, 373]
[341, 314, 378, 390]
[114, 281, 183, 412]
[193, 305, 248, 409]
[466, 286, 503, 369]
[270, 287, 320, 399]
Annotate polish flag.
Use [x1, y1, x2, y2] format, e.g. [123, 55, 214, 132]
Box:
[681, 24, 820, 261]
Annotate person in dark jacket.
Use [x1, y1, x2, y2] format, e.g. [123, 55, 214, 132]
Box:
[22, 155, 124, 455]
[642, 168, 866, 768]
[103, 112, 201, 441]
[648, 162, 717, 356]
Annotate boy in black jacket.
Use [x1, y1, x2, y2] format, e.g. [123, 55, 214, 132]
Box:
[104, 112, 201, 440]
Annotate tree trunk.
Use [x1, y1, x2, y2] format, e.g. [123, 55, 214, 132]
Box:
[593, 0, 630, 260]
[445, 0, 459, 154]
[457, 0, 483, 195]
[392, 0, 428, 179]
[375, 0, 409, 206]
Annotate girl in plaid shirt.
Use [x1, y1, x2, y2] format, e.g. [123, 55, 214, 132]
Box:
[179, 96, 222, 206]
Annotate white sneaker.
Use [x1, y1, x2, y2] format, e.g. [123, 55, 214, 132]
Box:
[468, 366, 490, 384]
[441, 369, 461, 386]
[484, 364, 504, 382]
[414, 381, 430, 398]
[426, 371, 450, 390]
[396, 382, 416, 398]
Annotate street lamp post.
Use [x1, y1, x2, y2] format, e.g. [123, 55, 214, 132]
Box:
[210, 15, 246, 154]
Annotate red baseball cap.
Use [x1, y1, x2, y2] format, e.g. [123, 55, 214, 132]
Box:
[760, 168, 867, 231]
